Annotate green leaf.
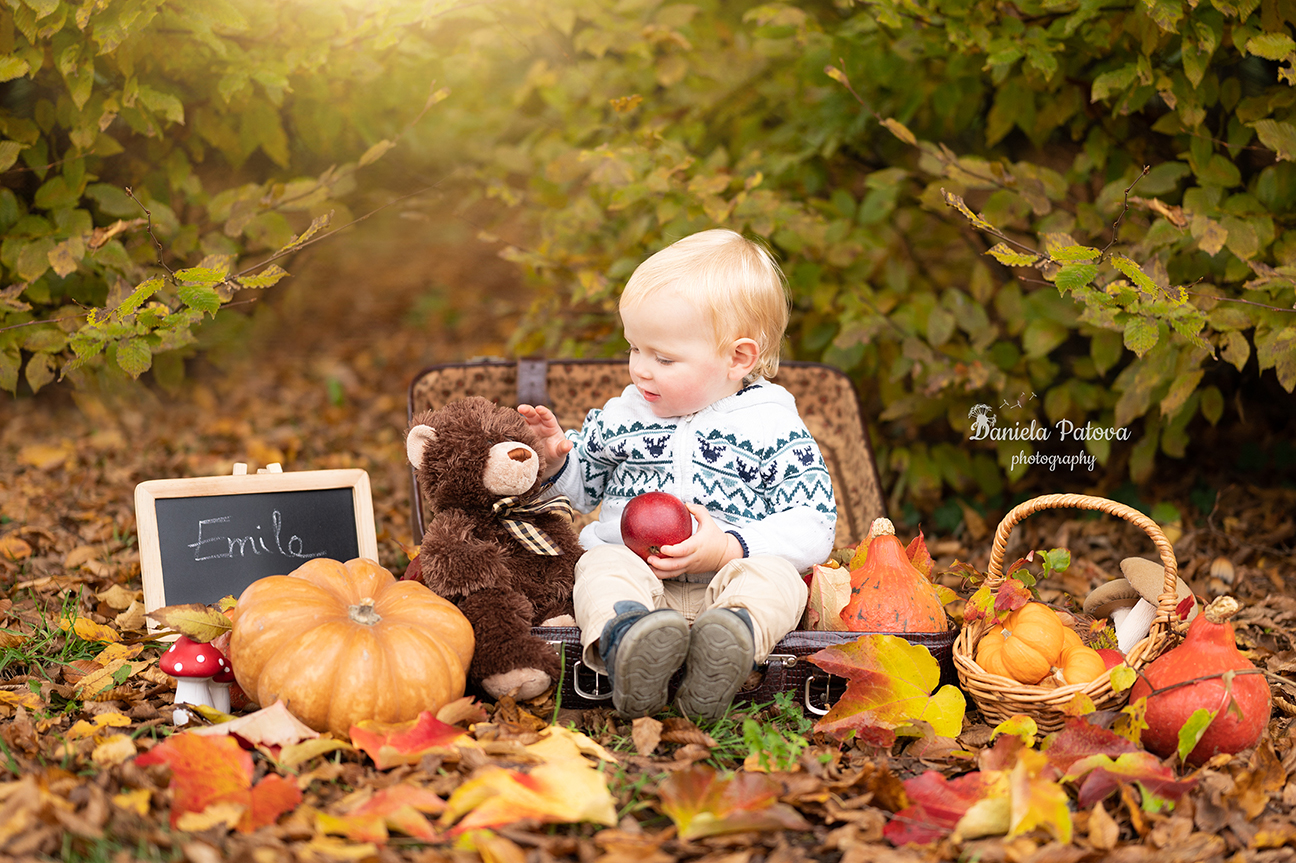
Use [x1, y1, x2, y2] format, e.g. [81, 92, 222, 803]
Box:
[358, 139, 396, 167]
[1124, 317, 1160, 357]
[174, 266, 227, 286]
[1256, 325, 1296, 391]
[1251, 119, 1296, 162]
[1111, 254, 1159, 294]
[1022, 319, 1068, 358]
[1245, 32, 1296, 60]
[119, 277, 163, 316]
[177, 285, 221, 313]
[236, 264, 289, 290]
[1055, 263, 1099, 292]
[0, 141, 22, 173]
[1143, 0, 1185, 31]
[16, 238, 55, 282]
[0, 56, 32, 83]
[986, 243, 1040, 267]
[0, 345, 18, 394]
[24, 351, 55, 393]
[138, 85, 185, 126]
[115, 337, 152, 378]
[1177, 708, 1216, 763]
[1051, 245, 1101, 264]
[1091, 64, 1138, 102]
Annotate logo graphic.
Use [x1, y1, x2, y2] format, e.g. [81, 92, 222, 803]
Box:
[967, 404, 996, 441]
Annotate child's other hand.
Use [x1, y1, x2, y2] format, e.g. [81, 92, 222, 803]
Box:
[647, 504, 742, 577]
[517, 404, 572, 478]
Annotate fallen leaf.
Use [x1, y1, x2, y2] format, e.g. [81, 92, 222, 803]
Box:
[59, 615, 120, 644]
[440, 726, 617, 833]
[317, 783, 446, 844]
[17, 440, 75, 470]
[632, 716, 663, 756]
[884, 770, 997, 846]
[436, 696, 489, 727]
[809, 634, 966, 738]
[278, 738, 353, 769]
[350, 710, 469, 769]
[0, 534, 33, 562]
[176, 800, 247, 832]
[112, 788, 152, 816]
[1066, 750, 1197, 811]
[1041, 717, 1138, 774]
[134, 732, 302, 832]
[91, 734, 138, 768]
[94, 583, 138, 610]
[657, 764, 811, 840]
[1088, 800, 1119, 850]
[115, 601, 147, 632]
[68, 712, 132, 740]
[188, 699, 320, 752]
[1008, 748, 1072, 843]
[146, 603, 232, 643]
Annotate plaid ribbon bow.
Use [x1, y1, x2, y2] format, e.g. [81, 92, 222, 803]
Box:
[492, 495, 574, 556]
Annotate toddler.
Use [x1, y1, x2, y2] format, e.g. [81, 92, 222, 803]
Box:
[520, 229, 836, 721]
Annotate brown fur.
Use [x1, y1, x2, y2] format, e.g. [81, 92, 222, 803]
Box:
[404, 397, 581, 693]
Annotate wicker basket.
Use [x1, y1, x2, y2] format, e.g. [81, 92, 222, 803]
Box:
[953, 493, 1181, 731]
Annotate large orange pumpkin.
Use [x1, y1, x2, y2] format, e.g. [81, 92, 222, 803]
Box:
[229, 557, 474, 738]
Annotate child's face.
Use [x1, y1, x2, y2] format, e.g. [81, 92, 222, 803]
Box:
[621, 291, 745, 418]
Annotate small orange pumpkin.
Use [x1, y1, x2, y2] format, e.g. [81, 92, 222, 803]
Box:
[839, 518, 947, 633]
[994, 602, 1065, 684]
[1058, 642, 1108, 686]
[975, 623, 1010, 677]
[230, 557, 474, 738]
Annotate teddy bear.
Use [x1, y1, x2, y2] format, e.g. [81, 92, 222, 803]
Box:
[403, 396, 582, 701]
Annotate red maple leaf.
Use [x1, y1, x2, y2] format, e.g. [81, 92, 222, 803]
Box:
[135, 732, 301, 831]
[884, 770, 992, 846]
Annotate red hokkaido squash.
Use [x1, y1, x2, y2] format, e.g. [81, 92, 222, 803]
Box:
[839, 518, 947, 633]
[1130, 595, 1271, 765]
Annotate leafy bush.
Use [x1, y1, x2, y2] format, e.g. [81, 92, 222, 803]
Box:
[5, 0, 1294, 517]
[438, 0, 1296, 514]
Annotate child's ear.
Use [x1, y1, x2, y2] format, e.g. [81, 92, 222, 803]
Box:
[728, 338, 761, 380]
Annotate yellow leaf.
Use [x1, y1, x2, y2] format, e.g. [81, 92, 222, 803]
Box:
[68, 712, 131, 740]
[146, 603, 232, 642]
[0, 690, 42, 711]
[93, 643, 143, 664]
[60, 616, 121, 643]
[1008, 749, 1072, 843]
[304, 836, 380, 860]
[176, 800, 247, 832]
[91, 733, 138, 767]
[277, 738, 353, 769]
[440, 726, 617, 833]
[17, 440, 75, 470]
[66, 545, 106, 570]
[73, 658, 128, 698]
[112, 788, 152, 816]
[882, 117, 917, 146]
[0, 534, 32, 562]
[115, 601, 147, 632]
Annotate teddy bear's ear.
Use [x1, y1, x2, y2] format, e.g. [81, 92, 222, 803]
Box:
[406, 424, 437, 467]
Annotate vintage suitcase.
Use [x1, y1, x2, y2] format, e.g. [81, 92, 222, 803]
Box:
[535, 625, 957, 714]
[406, 357, 943, 714]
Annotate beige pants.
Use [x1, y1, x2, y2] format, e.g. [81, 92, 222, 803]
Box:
[572, 543, 809, 673]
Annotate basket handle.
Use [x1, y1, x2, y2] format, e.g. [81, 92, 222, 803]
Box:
[985, 493, 1179, 620]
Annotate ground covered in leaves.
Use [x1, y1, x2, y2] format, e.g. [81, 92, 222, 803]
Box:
[3, 212, 1296, 862]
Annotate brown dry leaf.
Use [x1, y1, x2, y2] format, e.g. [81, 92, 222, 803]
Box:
[660, 717, 716, 748]
[0, 534, 32, 562]
[1087, 800, 1119, 850]
[94, 584, 138, 610]
[632, 716, 663, 756]
[67, 545, 106, 570]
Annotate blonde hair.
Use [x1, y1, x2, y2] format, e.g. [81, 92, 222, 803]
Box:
[619, 229, 790, 379]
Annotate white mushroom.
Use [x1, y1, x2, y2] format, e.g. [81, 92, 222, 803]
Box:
[160, 636, 223, 725]
[1083, 558, 1197, 655]
[210, 658, 235, 714]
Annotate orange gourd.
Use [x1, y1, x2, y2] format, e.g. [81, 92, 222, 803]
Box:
[975, 624, 1010, 677]
[1057, 642, 1107, 685]
[839, 518, 947, 633]
[990, 602, 1065, 684]
[230, 557, 474, 738]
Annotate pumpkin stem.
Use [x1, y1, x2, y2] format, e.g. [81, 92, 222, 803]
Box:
[1203, 595, 1239, 625]
[348, 597, 382, 626]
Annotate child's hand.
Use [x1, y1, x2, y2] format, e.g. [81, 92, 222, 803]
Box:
[647, 504, 743, 577]
[517, 404, 572, 478]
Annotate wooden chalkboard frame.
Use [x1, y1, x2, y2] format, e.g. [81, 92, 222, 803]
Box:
[136, 468, 378, 615]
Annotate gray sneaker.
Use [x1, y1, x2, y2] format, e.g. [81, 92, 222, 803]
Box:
[599, 601, 690, 719]
[674, 607, 755, 722]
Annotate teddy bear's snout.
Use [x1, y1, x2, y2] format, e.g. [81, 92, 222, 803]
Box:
[483, 440, 540, 496]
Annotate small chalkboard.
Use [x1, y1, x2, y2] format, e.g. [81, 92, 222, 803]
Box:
[136, 468, 378, 613]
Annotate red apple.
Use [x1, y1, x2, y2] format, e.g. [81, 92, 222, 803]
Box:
[620, 492, 694, 561]
[1096, 648, 1124, 670]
